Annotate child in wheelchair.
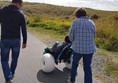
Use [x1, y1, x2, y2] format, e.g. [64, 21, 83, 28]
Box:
[44, 36, 72, 64]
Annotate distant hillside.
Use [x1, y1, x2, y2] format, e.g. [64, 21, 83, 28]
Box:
[22, 2, 118, 52]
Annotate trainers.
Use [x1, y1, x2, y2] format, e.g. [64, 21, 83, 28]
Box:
[12, 74, 15, 80]
[67, 79, 70, 83]
[67, 78, 74, 83]
[5, 80, 13, 83]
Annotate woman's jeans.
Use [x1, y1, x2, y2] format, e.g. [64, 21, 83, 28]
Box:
[1, 39, 20, 81]
[70, 52, 93, 83]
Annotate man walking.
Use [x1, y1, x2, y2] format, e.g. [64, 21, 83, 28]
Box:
[0, 0, 27, 83]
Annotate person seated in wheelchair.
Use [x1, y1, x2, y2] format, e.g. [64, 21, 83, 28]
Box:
[44, 36, 72, 64]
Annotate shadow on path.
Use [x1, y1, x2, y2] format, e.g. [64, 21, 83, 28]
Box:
[37, 67, 70, 83]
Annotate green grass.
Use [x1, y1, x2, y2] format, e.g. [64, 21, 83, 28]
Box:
[105, 62, 118, 77]
[104, 62, 118, 83]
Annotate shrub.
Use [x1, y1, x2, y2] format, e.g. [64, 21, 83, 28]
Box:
[114, 16, 118, 21]
[33, 16, 42, 22]
[108, 35, 118, 51]
[91, 14, 100, 20]
[28, 22, 40, 27]
[95, 38, 106, 48]
[95, 36, 118, 51]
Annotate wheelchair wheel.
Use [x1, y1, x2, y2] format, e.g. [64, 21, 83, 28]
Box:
[65, 55, 73, 69]
[65, 62, 72, 69]
[41, 53, 55, 73]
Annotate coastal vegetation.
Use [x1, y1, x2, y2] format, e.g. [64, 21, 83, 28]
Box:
[0, 1, 118, 83]
[25, 2, 118, 52]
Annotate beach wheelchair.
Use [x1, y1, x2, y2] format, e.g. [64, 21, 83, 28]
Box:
[41, 43, 73, 73]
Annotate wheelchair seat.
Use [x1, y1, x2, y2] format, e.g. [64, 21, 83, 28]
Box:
[55, 43, 72, 64]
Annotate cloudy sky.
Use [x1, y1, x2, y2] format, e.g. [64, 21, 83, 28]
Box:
[1, 0, 118, 11]
[23, 0, 118, 11]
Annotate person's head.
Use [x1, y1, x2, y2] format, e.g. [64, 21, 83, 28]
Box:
[64, 36, 71, 43]
[12, 0, 23, 9]
[75, 7, 87, 18]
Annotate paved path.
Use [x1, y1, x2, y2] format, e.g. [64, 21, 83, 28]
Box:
[0, 32, 102, 83]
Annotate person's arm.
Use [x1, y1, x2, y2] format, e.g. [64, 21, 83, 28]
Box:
[20, 12, 27, 48]
[68, 20, 76, 42]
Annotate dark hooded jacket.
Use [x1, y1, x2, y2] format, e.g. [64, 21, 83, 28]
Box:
[0, 5, 27, 44]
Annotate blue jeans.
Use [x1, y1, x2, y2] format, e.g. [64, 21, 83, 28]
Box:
[1, 39, 20, 81]
[70, 52, 93, 83]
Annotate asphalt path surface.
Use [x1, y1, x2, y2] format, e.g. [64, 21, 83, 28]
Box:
[0, 31, 102, 83]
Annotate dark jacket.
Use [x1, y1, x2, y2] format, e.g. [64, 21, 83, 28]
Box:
[0, 5, 27, 44]
[51, 42, 72, 63]
[51, 42, 67, 54]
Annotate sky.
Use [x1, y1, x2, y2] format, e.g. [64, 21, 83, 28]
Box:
[23, 0, 118, 11]
[1, 0, 118, 11]
[23, 0, 118, 3]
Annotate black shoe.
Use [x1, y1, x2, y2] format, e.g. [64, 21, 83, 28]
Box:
[12, 74, 15, 80]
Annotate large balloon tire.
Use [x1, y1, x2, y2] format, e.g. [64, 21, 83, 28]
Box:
[65, 55, 73, 69]
[65, 62, 72, 69]
[41, 53, 55, 73]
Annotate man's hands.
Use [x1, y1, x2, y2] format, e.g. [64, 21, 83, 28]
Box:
[22, 43, 27, 49]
